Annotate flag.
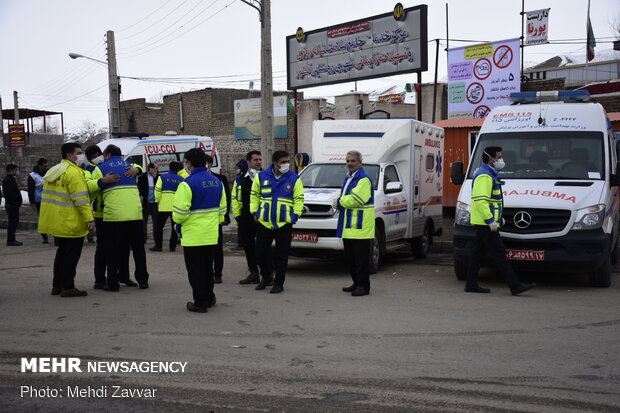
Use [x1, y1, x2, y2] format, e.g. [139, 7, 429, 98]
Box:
[287, 98, 298, 116]
[405, 83, 421, 93]
[586, 0, 596, 61]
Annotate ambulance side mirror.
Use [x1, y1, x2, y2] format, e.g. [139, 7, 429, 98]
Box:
[385, 182, 403, 194]
[451, 162, 465, 185]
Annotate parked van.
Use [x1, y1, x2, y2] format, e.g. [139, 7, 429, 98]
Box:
[96, 131, 221, 174]
[291, 119, 445, 272]
[451, 91, 619, 287]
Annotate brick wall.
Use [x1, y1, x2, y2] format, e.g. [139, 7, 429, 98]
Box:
[1, 133, 64, 188]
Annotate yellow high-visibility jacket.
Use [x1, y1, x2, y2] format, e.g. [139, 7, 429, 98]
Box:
[250, 167, 304, 229]
[155, 171, 183, 212]
[470, 163, 504, 226]
[337, 168, 375, 239]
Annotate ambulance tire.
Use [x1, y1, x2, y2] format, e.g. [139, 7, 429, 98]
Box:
[412, 223, 431, 259]
[454, 255, 468, 281]
[588, 252, 611, 288]
[369, 224, 384, 275]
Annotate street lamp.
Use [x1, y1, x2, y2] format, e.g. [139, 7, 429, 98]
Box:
[68, 30, 120, 133]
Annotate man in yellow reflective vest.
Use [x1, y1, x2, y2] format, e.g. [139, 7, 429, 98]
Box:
[39, 143, 95, 297]
[467, 146, 535, 295]
[250, 150, 304, 293]
[152, 161, 183, 252]
[337, 150, 375, 297]
[173, 148, 227, 313]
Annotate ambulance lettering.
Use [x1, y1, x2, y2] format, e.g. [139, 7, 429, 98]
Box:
[503, 189, 576, 203]
[145, 144, 176, 154]
[199, 142, 212, 151]
[424, 138, 441, 148]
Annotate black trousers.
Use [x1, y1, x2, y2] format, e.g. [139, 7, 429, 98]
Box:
[255, 223, 293, 286]
[5, 205, 19, 242]
[53, 237, 85, 289]
[183, 245, 216, 307]
[106, 220, 149, 288]
[153, 211, 178, 249]
[239, 218, 259, 273]
[34, 202, 48, 240]
[467, 225, 521, 288]
[143, 202, 157, 242]
[343, 238, 372, 290]
[213, 225, 224, 277]
[93, 218, 109, 285]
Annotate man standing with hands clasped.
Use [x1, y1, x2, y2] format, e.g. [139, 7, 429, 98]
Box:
[466, 146, 535, 295]
[336, 151, 375, 297]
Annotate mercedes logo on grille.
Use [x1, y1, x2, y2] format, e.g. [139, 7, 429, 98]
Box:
[513, 211, 532, 229]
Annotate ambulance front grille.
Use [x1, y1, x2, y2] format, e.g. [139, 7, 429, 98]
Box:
[501, 208, 571, 234]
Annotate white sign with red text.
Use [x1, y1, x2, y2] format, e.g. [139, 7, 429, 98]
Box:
[526, 9, 550, 45]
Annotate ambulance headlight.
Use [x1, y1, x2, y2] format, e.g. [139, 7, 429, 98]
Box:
[572, 204, 605, 230]
[455, 201, 472, 226]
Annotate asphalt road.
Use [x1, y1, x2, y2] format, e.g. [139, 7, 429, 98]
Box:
[1, 229, 619, 412]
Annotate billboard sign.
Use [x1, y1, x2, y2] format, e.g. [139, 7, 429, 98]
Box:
[447, 38, 521, 119]
[286, 4, 427, 90]
[526, 8, 550, 45]
[8, 124, 26, 148]
[234, 96, 288, 140]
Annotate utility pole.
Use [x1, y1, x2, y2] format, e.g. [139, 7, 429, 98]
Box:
[242, 0, 274, 168]
[0, 96, 4, 144]
[13, 91, 19, 124]
[106, 30, 121, 133]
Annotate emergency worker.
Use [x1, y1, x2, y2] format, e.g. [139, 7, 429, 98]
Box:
[152, 161, 183, 252]
[206, 155, 230, 283]
[467, 146, 536, 295]
[250, 150, 304, 293]
[172, 148, 227, 313]
[27, 158, 49, 243]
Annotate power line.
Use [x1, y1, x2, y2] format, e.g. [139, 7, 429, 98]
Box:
[115, 0, 174, 36]
[45, 84, 108, 108]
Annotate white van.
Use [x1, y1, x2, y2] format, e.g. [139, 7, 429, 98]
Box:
[291, 119, 445, 272]
[451, 91, 619, 287]
[96, 131, 221, 174]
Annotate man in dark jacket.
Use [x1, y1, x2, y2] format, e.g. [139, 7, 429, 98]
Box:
[138, 162, 159, 242]
[3, 164, 23, 246]
[206, 155, 231, 283]
[27, 158, 49, 243]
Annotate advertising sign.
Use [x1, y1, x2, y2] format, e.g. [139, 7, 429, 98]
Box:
[447, 38, 520, 119]
[234, 96, 288, 140]
[286, 4, 427, 89]
[526, 8, 550, 45]
[8, 124, 26, 147]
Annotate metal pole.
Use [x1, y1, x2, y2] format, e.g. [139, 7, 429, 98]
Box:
[260, 0, 274, 168]
[106, 30, 120, 133]
[13, 91, 19, 124]
[432, 39, 440, 123]
[0, 96, 3, 139]
[521, 0, 525, 76]
[445, 3, 449, 51]
[416, 72, 422, 121]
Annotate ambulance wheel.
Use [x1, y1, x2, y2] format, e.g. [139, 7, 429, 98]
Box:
[454, 255, 468, 281]
[588, 252, 611, 288]
[412, 223, 431, 259]
[369, 225, 384, 275]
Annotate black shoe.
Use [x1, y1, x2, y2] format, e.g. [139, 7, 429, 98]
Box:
[169, 247, 176, 252]
[103, 285, 120, 292]
[120, 279, 138, 287]
[139, 283, 149, 289]
[239, 272, 260, 284]
[214, 275, 222, 284]
[269, 285, 284, 294]
[51, 287, 62, 295]
[60, 288, 88, 297]
[42, 238, 49, 244]
[207, 295, 217, 308]
[186, 302, 207, 313]
[511, 283, 536, 296]
[351, 287, 370, 297]
[7, 241, 23, 246]
[465, 285, 491, 293]
[149, 246, 162, 252]
[93, 283, 106, 290]
[342, 284, 356, 292]
[255, 279, 273, 290]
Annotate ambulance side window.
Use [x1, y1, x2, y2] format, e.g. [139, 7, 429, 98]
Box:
[126, 155, 143, 169]
[383, 165, 400, 191]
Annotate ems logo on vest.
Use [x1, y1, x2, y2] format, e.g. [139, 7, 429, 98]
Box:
[284, 183, 293, 192]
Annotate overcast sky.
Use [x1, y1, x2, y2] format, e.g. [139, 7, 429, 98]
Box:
[1, 0, 618, 133]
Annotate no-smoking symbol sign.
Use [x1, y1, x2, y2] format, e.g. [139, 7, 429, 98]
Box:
[474, 58, 491, 80]
[466, 82, 484, 104]
[493, 45, 513, 69]
[473, 105, 491, 119]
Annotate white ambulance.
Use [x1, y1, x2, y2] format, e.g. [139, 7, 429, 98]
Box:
[451, 91, 619, 287]
[291, 119, 445, 272]
[96, 131, 221, 174]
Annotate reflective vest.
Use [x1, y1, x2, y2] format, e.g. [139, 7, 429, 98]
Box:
[84, 162, 103, 218]
[90, 156, 142, 222]
[249, 167, 304, 229]
[470, 163, 504, 226]
[38, 160, 93, 238]
[29, 171, 44, 203]
[172, 167, 227, 246]
[155, 171, 183, 212]
[336, 168, 375, 239]
[178, 168, 189, 179]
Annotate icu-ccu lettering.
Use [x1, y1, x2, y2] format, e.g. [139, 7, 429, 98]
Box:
[145, 144, 177, 154]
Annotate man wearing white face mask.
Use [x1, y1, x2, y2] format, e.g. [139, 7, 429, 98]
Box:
[250, 150, 304, 293]
[467, 146, 535, 296]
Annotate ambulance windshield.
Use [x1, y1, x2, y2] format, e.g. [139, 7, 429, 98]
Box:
[467, 131, 605, 180]
[300, 163, 380, 189]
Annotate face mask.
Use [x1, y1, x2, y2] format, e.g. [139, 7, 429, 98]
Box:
[493, 158, 505, 171]
[76, 154, 87, 166]
[92, 155, 104, 165]
[278, 163, 290, 174]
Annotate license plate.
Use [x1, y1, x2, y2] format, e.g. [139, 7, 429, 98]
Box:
[292, 232, 318, 242]
[506, 250, 544, 261]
